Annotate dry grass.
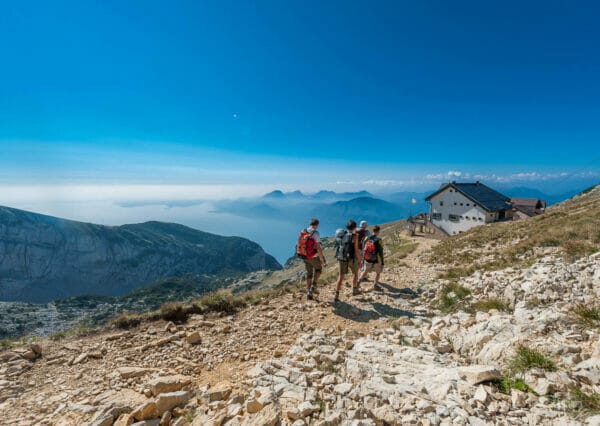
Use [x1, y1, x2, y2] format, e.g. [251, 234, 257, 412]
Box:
[525, 297, 546, 308]
[387, 235, 418, 260]
[49, 324, 98, 340]
[429, 185, 600, 279]
[194, 284, 304, 314]
[572, 303, 600, 327]
[195, 290, 246, 313]
[160, 302, 194, 322]
[472, 298, 512, 313]
[111, 312, 144, 329]
[568, 386, 600, 417]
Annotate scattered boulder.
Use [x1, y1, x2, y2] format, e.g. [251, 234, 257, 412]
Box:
[131, 401, 159, 421]
[155, 391, 190, 415]
[458, 365, 502, 385]
[185, 331, 202, 345]
[246, 398, 264, 414]
[207, 382, 233, 402]
[147, 375, 191, 396]
[118, 367, 155, 379]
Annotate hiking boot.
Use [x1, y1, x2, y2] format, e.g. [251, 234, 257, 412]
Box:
[373, 282, 383, 292]
[332, 291, 340, 304]
[352, 287, 361, 296]
[306, 286, 314, 300]
[310, 284, 319, 295]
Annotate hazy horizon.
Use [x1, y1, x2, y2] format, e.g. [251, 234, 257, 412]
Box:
[1, 177, 595, 264]
[1, 2, 599, 261]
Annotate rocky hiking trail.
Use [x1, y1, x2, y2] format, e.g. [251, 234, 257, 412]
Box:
[1, 217, 600, 425]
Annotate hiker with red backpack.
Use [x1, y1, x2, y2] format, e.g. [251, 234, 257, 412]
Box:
[296, 218, 326, 300]
[333, 220, 362, 304]
[359, 225, 385, 291]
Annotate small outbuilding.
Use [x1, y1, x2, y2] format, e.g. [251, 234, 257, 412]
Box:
[511, 198, 546, 220]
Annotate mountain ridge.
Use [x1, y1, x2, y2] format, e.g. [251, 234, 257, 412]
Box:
[0, 205, 281, 303]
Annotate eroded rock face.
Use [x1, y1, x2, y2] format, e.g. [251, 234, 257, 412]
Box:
[0, 206, 281, 302]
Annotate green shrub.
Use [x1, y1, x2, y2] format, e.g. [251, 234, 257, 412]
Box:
[494, 374, 532, 394]
[509, 345, 556, 373]
[435, 283, 471, 313]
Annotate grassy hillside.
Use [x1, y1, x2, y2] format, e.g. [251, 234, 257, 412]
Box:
[429, 183, 600, 278]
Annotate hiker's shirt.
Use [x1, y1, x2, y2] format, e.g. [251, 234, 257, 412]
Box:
[357, 229, 371, 250]
[306, 226, 321, 244]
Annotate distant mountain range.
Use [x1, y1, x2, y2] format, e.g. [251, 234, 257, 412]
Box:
[0, 206, 281, 303]
[262, 189, 375, 201]
[216, 186, 577, 234]
[104, 184, 583, 264]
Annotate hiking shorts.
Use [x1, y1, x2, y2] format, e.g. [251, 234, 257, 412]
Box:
[363, 262, 383, 274]
[304, 257, 322, 281]
[339, 259, 359, 275]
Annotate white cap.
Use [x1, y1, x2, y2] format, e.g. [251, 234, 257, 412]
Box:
[360, 220, 368, 229]
[335, 228, 345, 237]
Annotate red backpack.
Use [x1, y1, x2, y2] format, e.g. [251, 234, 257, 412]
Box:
[363, 236, 378, 263]
[296, 229, 316, 259]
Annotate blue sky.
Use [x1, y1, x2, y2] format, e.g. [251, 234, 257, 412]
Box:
[1, 0, 599, 197]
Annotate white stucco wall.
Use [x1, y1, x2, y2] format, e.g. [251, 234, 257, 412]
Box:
[428, 188, 488, 235]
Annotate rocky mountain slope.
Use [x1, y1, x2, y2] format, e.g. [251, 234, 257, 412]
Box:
[0, 185, 599, 425]
[0, 207, 281, 303]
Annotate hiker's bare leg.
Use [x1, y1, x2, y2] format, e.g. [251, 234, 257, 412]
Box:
[375, 272, 381, 284]
[313, 271, 321, 286]
[352, 269, 359, 288]
[335, 273, 344, 292]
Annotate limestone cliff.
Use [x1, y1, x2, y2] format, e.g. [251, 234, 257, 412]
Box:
[0, 206, 281, 302]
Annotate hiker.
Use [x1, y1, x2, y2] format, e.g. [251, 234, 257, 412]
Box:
[296, 218, 326, 300]
[359, 225, 385, 291]
[333, 219, 362, 303]
[355, 220, 371, 289]
[356, 220, 371, 250]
